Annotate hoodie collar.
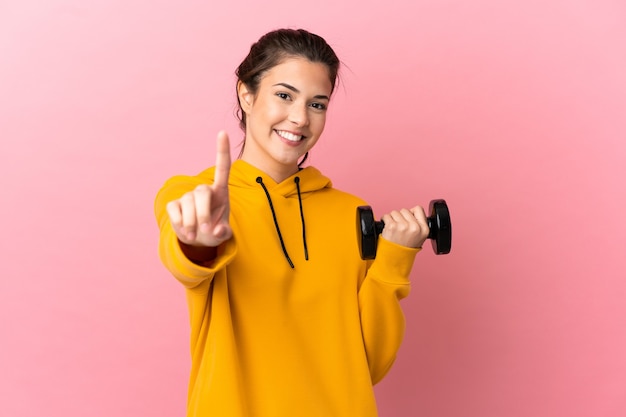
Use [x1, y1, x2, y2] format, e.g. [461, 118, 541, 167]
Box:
[229, 160, 332, 197]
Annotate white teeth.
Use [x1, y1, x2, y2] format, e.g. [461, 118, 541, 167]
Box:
[276, 130, 303, 142]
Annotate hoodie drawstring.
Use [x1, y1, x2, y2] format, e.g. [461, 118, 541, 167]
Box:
[294, 177, 309, 261]
[256, 176, 309, 269]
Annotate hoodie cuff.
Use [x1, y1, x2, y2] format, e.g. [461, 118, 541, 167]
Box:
[181, 238, 237, 270]
[367, 237, 421, 284]
[162, 228, 237, 282]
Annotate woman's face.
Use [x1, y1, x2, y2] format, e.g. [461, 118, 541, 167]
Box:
[238, 57, 333, 181]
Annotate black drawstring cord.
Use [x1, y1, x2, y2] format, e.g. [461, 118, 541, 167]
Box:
[294, 177, 309, 261]
[256, 177, 295, 269]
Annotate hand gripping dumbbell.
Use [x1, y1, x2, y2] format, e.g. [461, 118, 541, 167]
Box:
[357, 199, 452, 259]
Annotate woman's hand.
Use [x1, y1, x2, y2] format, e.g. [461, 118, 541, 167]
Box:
[166, 131, 233, 248]
[380, 206, 430, 249]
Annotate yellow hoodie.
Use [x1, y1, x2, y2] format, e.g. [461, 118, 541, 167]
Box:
[154, 160, 420, 417]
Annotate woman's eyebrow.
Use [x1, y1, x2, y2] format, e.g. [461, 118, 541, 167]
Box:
[273, 82, 330, 100]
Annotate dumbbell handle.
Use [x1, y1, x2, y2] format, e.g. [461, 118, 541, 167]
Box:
[373, 216, 439, 240]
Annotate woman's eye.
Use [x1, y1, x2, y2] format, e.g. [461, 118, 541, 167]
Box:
[310, 102, 327, 111]
[276, 92, 291, 100]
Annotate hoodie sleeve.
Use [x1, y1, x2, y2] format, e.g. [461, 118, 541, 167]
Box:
[358, 237, 420, 384]
[154, 173, 237, 289]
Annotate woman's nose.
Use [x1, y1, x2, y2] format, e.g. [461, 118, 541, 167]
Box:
[289, 104, 309, 127]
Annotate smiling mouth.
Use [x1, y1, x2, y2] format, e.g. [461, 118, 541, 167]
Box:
[275, 130, 305, 142]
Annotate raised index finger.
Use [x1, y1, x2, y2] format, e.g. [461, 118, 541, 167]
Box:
[213, 130, 231, 190]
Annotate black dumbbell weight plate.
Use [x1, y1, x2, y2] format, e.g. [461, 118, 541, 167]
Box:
[357, 206, 377, 260]
[429, 199, 452, 254]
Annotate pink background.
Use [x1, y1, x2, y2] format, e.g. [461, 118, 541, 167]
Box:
[2, 1, 625, 416]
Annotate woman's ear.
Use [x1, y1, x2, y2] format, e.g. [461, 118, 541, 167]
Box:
[237, 81, 253, 113]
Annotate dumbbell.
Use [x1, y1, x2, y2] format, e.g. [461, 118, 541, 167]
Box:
[357, 199, 452, 259]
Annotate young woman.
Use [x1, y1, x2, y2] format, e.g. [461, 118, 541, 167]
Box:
[154, 28, 430, 417]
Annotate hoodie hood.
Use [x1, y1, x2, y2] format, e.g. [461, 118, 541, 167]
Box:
[208, 159, 333, 268]
[227, 159, 333, 197]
